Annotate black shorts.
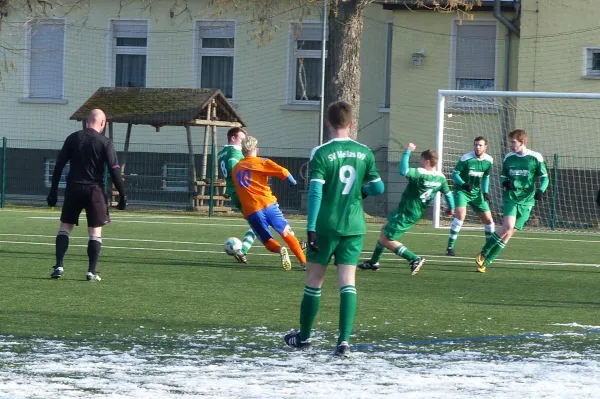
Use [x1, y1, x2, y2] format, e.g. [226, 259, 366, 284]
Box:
[60, 184, 110, 227]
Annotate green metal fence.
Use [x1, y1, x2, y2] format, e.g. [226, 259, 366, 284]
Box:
[1, 138, 599, 232]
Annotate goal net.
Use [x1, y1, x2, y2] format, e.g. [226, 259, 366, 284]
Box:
[434, 90, 600, 233]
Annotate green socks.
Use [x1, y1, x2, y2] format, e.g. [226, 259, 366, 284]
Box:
[484, 235, 506, 266]
[299, 286, 321, 341]
[369, 241, 418, 264]
[241, 229, 256, 254]
[298, 285, 358, 345]
[395, 244, 418, 262]
[481, 232, 501, 256]
[369, 241, 385, 264]
[447, 218, 463, 249]
[338, 285, 357, 344]
[481, 232, 506, 266]
[484, 223, 495, 241]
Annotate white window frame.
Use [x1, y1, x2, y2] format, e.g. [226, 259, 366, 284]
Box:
[21, 18, 67, 104]
[162, 164, 189, 192]
[448, 19, 499, 109]
[583, 47, 600, 78]
[380, 21, 393, 112]
[107, 19, 149, 88]
[193, 19, 237, 100]
[44, 160, 69, 188]
[287, 20, 326, 106]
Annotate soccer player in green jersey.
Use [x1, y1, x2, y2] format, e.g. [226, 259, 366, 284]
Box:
[284, 101, 385, 357]
[217, 127, 256, 263]
[359, 143, 455, 275]
[446, 137, 495, 256]
[475, 129, 549, 273]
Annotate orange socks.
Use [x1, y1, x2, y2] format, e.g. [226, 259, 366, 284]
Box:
[264, 238, 282, 253]
[282, 234, 307, 264]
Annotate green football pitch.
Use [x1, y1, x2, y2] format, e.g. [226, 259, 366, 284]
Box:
[1, 208, 599, 343]
[1, 208, 599, 397]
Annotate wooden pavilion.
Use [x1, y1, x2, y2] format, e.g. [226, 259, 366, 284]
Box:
[70, 87, 246, 211]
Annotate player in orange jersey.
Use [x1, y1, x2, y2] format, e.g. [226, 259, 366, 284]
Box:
[233, 136, 307, 271]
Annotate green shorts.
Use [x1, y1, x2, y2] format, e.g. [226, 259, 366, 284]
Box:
[454, 190, 490, 213]
[503, 201, 533, 230]
[306, 234, 364, 266]
[383, 210, 418, 241]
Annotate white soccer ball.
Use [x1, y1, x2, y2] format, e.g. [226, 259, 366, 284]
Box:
[224, 237, 242, 255]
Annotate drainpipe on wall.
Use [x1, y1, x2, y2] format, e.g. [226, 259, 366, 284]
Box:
[494, 0, 521, 151]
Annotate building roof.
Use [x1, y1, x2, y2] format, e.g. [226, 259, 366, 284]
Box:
[70, 87, 246, 128]
[377, 0, 517, 12]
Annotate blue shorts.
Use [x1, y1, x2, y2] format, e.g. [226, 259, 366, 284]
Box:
[246, 203, 289, 243]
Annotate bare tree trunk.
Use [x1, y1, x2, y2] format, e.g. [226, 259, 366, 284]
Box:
[324, 0, 365, 141]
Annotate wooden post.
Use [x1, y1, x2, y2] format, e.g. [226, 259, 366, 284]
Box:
[108, 122, 114, 142]
[200, 102, 212, 181]
[185, 124, 198, 209]
[121, 123, 133, 175]
[211, 100, 219, 180]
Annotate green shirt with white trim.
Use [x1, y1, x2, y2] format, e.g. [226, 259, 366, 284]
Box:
[453, 152, 493, 195]
[309, 138, 381, 236]
[397, 168, 451, 222]
[501, 150, 548, 206]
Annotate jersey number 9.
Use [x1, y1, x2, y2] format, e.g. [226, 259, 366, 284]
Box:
[339, 165, 357, 195]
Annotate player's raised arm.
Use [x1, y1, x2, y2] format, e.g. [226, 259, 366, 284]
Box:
[264, 159, 297, 186]
[399, 143, 417, 177]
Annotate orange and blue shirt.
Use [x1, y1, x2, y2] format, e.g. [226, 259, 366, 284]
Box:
[232, 156, 290, 218]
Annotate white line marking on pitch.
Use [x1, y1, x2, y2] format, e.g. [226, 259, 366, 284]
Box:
[1, 239, 599, 268]
[22, 217, 600, 244]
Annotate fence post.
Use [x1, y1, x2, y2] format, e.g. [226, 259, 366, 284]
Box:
[209, 142, 215, 217]
[1, 137, 6, 208]
[551, 153, 559, 230]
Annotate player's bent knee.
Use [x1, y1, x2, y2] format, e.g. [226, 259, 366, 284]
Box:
[281, 225, 291, 237]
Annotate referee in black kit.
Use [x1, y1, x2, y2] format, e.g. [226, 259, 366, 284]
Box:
[47, 109, 127, 281]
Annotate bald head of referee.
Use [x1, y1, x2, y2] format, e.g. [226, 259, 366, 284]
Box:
[87, 109, 107, 131]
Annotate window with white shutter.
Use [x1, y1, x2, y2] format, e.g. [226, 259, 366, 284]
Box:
[111, 20, 148, 88]
[289, 22, 326, 104]
[453, 22, 497, 93]
[196, 20, 236, 99]
[28, 20, 65, 99]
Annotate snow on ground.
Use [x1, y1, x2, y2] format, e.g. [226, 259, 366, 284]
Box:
[1, 328, 599, 399]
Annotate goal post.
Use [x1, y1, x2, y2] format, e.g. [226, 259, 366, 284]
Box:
[434, 89, 600, 232]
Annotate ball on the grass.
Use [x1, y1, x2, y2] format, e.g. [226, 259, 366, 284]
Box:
[224, 237, 242, 255]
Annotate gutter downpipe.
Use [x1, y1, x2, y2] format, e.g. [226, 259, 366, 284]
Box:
[494, 0, 521, 154]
